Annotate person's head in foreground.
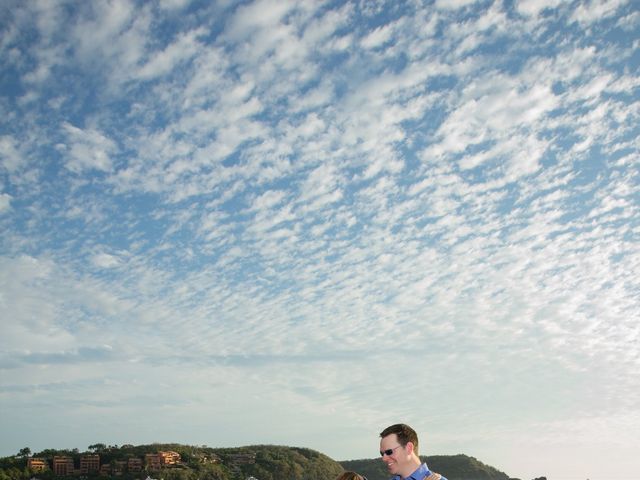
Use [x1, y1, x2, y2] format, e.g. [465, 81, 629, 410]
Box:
[379, 423, 421, 478]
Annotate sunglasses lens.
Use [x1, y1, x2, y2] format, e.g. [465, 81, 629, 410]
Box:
[380, 449, 393, 456]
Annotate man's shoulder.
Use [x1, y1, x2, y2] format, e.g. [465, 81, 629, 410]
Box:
[425, 473, 447, 480]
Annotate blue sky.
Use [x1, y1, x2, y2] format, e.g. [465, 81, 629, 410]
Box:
[0, 1, 639, 479]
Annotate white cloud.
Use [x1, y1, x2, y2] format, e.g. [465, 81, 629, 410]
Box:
[516, 0, 566, 17]
[0, 193, 12, 213]
[298, 163, 342, 204]
[570, 0, 630, 25]
[91, 252, 123, 269]
[435, 0, 478, 10]
[72, 1, 138, 58]
[136, 27, 206, 80]
[158, 0, 192, 10]
[302, 2, 353, 46]
[224, 0, 295, 41]
[61, 123, 117, 173]
[0, 136, 25, 172]
[69, 1, 153, 88]
[290, 82, 335, 112]
[250, 189, 287, 211]
[360, 23, 394, 49]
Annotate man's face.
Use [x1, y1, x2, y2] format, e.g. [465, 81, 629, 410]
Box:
[379, 433, 408, 475]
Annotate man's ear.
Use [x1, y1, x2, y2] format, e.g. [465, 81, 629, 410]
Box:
[406, 441, 414, 455]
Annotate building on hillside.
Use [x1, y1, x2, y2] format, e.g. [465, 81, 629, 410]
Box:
[100, 464, 111, 476]
[159, 451, 181, 466]
[27, 458, 48, 472]
[80, 455, 100, 474]
[194, 453, 221, 464]
[53, 456, 74, 476]
[128, 457, 143, 473]
[145, 454, 162, 471]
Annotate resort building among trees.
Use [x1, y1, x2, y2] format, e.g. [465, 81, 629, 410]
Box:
[52, 457, 74, 476]
[27, 458, 47, 473]
[25, 451, 182, 476]
[127, 457, 143, 472]
[80, 455, 100, 474]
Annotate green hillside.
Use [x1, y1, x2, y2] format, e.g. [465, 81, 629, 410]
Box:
[224, 445, 343, 480]
[0, 445, 519, 480]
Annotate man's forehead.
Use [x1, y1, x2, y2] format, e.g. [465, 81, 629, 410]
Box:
[381, 433, 398, 443]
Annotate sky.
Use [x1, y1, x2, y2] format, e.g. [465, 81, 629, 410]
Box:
[0, 0, 638, 479]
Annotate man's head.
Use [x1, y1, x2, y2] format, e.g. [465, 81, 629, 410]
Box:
[379, 424, 421, 478]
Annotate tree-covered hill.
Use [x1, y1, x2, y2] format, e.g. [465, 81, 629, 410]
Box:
[0, 444, 343, 480]
[0, 444, 521, 480]
[225, 445, 343, 480]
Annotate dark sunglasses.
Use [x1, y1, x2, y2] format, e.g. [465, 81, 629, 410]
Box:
[379, 445, 402, 457]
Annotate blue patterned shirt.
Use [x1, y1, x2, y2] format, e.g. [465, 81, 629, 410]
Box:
[391, 463, 447, 480]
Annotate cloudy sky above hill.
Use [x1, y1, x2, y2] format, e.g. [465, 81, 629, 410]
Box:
[1, 1, 638, 479]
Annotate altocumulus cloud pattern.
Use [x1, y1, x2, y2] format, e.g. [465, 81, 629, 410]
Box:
[0, 1, 639, 480]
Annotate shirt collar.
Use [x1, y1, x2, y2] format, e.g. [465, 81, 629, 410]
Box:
[392, 463, 431, 480]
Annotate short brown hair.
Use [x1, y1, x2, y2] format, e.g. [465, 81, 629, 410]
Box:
[379, 423, 419, 454]
[335, 472, 366, 480]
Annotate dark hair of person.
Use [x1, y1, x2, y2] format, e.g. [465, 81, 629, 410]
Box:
[335, 471, 367, 480]
[379, 423, 420, 454]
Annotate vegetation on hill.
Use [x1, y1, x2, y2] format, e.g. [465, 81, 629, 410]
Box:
[0, 444, 520, 480]
[0, 444, 342, 480]
[224, 445, 343, 480]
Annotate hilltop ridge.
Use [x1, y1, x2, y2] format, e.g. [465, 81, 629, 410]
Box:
[0, 444, 533, 480]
